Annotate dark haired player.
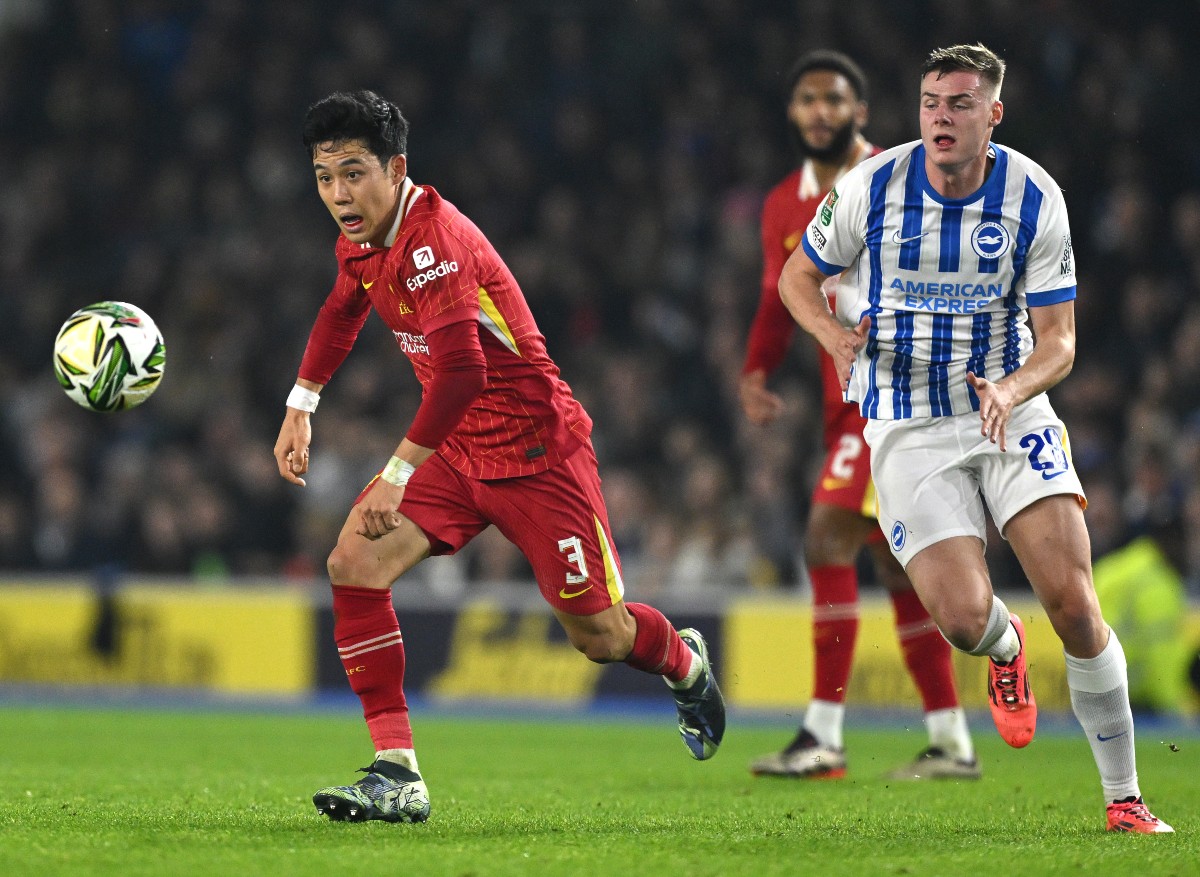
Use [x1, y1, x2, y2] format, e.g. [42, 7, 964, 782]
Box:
[275, 90, 724, 823]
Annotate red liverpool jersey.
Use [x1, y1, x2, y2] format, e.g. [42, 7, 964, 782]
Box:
[741, 150, 878, 449]
[299, 183, 591, 480]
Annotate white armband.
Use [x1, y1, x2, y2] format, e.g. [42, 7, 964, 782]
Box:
[286, 384, 320, 413]
[381, 456, 417, 487]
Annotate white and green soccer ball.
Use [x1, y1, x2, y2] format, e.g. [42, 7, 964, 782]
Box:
[53, 301, 166, 412]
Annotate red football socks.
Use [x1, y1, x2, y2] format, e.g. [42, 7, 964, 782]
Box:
[624, 602, 693, 683]
[890, 587, 959, 712]
[331, 585, 413, 750]
[809, 565, 860, 703]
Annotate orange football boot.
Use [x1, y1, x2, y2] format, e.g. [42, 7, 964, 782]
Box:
[987, 612, 1037, 748]
[1106, 797, 1174, 834]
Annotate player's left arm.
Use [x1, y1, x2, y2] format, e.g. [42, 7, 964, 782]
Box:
[740, 196, 795, 424]
[356, 318, 487, 539]
[970, 180, 1077, 450]
[968, 300, 1075, 451]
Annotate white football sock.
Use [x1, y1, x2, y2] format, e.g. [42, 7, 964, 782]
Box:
[666, 648, 702, 690]
[1065, 631, 1140, 803]
[924, 707, 974, 761]
[803, 699, 846, 750]
[966, 594, 1019, 663]
[375, 748, 420, 774]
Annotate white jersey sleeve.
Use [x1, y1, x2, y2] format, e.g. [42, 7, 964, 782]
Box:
[801, 163, 870, 278]
[1021, 178, 1076, 306]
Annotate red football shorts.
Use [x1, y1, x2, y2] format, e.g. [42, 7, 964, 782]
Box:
[356, 442, 625, 616]
[811, 429, 881, 540]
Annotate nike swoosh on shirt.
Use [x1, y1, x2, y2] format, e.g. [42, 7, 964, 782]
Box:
[1096, 731, 1128, 742]
[559, 585, 593, 599]
[891, 230, 929, 245]
[362, 278, 377, 289]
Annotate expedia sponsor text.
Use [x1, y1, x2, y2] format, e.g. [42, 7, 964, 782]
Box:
[406, 259, 459, 291]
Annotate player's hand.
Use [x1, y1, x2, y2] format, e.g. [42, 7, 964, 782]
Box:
[274, 412, 312, 486]
[826, 315, 870, 390]
[967, 371, 1018, 451]
[356, 479, 406, 540]
[738, 370, 784, 425]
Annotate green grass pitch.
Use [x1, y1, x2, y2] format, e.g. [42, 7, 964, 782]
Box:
[0, 703, 1195, 876]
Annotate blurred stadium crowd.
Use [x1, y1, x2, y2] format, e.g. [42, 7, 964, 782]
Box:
[3, 0, 1199, 597]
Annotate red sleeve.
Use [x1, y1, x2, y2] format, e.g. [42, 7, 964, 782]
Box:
[298, 267, 372, 385]
[405, 318, 488, 449]
[741, 193, 797, 376]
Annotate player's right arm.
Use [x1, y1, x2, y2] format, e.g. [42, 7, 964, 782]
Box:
[274, 378, 324, 486]
[739, 190, 793, 425]
[275, 256, 372, 487]
[779, 247, 868, 392]
[780, 170, 871, 392]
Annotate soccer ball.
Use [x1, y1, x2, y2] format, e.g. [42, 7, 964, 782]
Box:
[53, 301, 166, 412]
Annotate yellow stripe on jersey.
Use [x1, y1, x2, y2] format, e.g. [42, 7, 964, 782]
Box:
[593, 514, 625, 604]
[477, 286, 520, 355]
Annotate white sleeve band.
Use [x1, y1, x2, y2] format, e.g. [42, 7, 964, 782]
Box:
[380, 456, 417, 487]
[286, 384, 320, 412]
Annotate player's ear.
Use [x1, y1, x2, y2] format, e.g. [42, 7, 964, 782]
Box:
[388, 153, 407, 182]
[990, 100, 1003, 127]
[855, 99, 869, 129]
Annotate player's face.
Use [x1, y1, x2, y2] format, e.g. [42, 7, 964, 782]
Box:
[919, 70, 1003, 174]
[312, 140, 407, 247]
[787, 70, 867, 162]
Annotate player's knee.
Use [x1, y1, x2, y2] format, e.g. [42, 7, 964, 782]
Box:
[1041, 584, 1105, 648]
[805, 517, 864, 567]
[805, 530, 853, 568]
[1040, 583, 1091, 623]
[327, 540, 371, 587]
[876, 562, 911, 594]
[940, 625, 978, 652]
[939, 607, 993, 652]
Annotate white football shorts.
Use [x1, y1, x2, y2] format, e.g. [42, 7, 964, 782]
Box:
[863, 393, 1086, 567]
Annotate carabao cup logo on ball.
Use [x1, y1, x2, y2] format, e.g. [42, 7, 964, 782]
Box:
[890, 521, 907, 552]
[970, 221, 1011, 260]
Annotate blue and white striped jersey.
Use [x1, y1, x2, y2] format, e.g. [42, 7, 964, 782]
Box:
[802, 140, 1076, 420]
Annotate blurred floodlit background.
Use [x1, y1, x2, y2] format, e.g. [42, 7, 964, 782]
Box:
[2, 4, 1199, 716]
